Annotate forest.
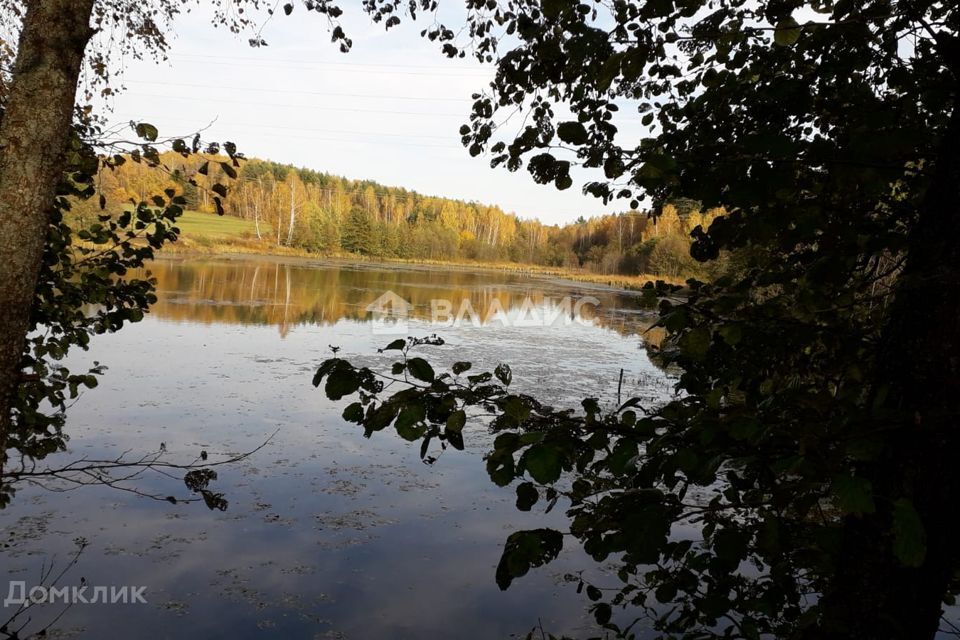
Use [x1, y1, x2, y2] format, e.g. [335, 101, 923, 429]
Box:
[74, 151, 722, 278]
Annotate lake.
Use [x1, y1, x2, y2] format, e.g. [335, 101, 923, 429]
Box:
[1, 257, 674, 639]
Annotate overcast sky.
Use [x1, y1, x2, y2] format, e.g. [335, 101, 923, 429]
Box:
[98, 5, 628, 225]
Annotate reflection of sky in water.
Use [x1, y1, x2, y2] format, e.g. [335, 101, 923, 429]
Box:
[2, 259, 675, 639]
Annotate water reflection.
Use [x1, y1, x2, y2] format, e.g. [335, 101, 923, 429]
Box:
[2, 257, 673, 639]
[142, 257, 664, 344]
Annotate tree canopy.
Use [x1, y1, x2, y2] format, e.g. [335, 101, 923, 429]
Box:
[314, 1, 960, 639]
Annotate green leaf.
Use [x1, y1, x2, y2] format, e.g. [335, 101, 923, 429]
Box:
[495, 528, 563, 590]
[135, 122, 159, 141]
[494, 363, 512, 386]
[679, 327, 711, 361]
[831, 474, 875, 516]
[395, 401, 426, 432]
[452, 361, 472, 375]
[383, 339, 406, 350]
[892, 498, 926, 567]
[523, 445, 562, 484]
[774, 17, 801, 47]
[718, 324, 742, 345]
[446, 409, 466, 433]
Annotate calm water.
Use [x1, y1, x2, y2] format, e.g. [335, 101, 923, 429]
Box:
[2, 257, 674, 639]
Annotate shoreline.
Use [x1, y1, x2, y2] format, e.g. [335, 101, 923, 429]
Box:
[153, 247, 686, 293]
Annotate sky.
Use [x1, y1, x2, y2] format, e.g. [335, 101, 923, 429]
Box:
[97, 5, 625, 225]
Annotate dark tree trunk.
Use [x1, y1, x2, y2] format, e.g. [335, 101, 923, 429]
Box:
[813, 78, 960, 639]
[0, 0, 96, 484]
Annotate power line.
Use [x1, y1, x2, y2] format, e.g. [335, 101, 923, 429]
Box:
[167, 57, 489, 78]
[124, 92, 469, 117]
[125, 79, 471, 102]
[130, 115, 458, 140]
[203, 131, 458, 149]
[172, 52, 492, 74]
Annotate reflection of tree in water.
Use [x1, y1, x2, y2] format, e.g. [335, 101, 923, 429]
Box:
[2, 433, 274, 511]
[1, 537, 87, 639]
[139, 259, 664, 341]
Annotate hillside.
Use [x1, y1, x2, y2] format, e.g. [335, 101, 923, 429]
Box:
[72, 152, 723, 279]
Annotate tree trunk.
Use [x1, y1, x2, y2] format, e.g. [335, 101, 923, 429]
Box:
[286, 180, 296, 246]
[0, 0, 96, 481]
[813, 76, 960, 640]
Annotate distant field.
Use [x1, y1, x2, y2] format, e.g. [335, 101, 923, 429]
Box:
[174, 210, 272, 240]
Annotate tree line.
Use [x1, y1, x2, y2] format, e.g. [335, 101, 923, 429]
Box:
[75, 152, 721, 278]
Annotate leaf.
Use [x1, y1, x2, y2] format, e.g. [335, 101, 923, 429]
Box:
[452, 361, 472, 375]
[523, 445, 562, 484]
[383, 339, 406, 351]
[219, 161, 238, 179]
[892, 498, 926, 567]
[445, 430, 464, 450]
[593, 603, 612, 625]
[135, 122, 159, 141]
[718, 324, 742, 345]
[557, 121, 588, 145]
[325, 367, 361, 400]
[515, 482, 538, 511]
[541, 0, 565, 19]
[679, 327, 711, 361]
[312, 358, 341, 387]
[831, 474, 875, 515]
[468, 372, 493, 385]
[406, 357, 435, 383]
[774, 17, 801, 47]
[395, 402, 427, 441]
[211, 183, 228, 198]
[395, 401, 426, 431]
[494, 363, 512, 386]
[446, 409, 466, 433]
[184, 469, 216, 492]
[366, 402, 399, 433]
[495, 528, 563, 590]
[342, 402, 364, 423]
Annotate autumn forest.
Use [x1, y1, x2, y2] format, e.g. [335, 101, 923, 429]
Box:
[75, 151, 723, 278]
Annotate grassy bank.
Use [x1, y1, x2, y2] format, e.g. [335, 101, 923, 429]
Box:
[161, 211, 687, 290]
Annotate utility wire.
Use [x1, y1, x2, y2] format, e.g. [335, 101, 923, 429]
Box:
[125, 79, 471, 102]
[172, 52, 492, 74]
[125, 92, 468, 117]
